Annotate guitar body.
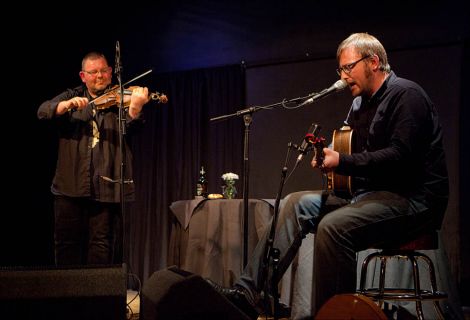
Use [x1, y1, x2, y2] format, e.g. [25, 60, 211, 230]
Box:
[316, 294, 387, 320]
[328, 126, 355, 198]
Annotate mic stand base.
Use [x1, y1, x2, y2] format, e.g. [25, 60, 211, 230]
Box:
[271, 248, 281, 320]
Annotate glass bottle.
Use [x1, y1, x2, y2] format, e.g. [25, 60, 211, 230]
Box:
[196, 166, 208, 198]
[222, 179, 237, 199]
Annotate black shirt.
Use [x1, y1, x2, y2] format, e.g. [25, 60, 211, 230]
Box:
[336, 72, 448, 210]
[37, 85, 143, 203]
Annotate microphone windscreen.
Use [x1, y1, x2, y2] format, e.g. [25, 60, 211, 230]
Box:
[334, 79, 348, 91]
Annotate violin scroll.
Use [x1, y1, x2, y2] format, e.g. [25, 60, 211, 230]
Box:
[149, 92, 168, 104]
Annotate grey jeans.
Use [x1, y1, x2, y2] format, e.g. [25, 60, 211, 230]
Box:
[237, 190, 438, 314]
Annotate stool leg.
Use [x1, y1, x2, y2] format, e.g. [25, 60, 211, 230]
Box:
[378, 255, 387, 309]
[410, 254, 425, 320]
[416, 253, 446, 320]
[359, 255, 369, 292]
[359, 252, 380, 292]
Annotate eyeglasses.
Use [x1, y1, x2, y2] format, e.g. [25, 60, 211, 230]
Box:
[336, 55, 370, 76]
[82, 67, 111, 76]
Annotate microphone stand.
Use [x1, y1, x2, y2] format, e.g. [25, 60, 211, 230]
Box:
[114, 41, 129, 270]
[211, 85, 338, 318]
[262, 124, 323, 319]
[98, 44, 153, 271]
[242, 113, 251, 267]
[210, 95, 311, 268]
[262, 141, 298, 319]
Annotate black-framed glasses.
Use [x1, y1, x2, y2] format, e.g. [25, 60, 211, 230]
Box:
[336, 55, 370, 76]
[82, 67, 112, 76]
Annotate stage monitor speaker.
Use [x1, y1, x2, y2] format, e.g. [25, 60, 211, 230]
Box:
[0, 264, 127, 320]
[141, 266, 251, 320]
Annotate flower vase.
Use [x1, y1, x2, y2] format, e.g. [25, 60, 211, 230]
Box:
[223, 179, 237, 199]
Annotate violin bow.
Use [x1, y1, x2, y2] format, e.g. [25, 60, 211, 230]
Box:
[88, 69, 153, 105]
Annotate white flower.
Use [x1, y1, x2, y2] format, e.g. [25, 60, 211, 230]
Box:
[222, 172, 239, 181]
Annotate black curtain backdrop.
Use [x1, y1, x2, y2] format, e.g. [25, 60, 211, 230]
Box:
[126, 65, 245, 283]
[2, 0, 468, 307]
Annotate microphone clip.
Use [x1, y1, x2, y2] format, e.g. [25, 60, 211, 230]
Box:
[296, 123, 323, 163]
[299, 132, 326, 153]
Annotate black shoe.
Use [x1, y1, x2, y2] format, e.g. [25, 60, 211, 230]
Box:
[271, 302, 292, 318]
[206, 279, 259, 320]
[263, 302, 291, 318]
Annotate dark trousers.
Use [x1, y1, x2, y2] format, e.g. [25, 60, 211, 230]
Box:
[54, 196, 121, 265]
[237, 190, 442, 315]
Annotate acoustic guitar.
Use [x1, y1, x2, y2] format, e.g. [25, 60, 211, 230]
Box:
[316, 293, 387, 319]
[327, 126, 356, 198]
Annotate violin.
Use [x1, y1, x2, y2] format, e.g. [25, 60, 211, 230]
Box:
[93, 85, 168, 110]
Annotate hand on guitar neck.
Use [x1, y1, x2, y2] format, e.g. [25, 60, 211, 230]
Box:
[307, 126, 353, 196]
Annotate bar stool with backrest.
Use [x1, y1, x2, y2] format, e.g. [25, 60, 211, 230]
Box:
[357, 230, 447, 320]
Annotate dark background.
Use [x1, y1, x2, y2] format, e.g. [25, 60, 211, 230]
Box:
[2, 0, 469, 307]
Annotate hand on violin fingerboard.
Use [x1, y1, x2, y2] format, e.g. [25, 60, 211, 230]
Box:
[128, 86, 150, 118]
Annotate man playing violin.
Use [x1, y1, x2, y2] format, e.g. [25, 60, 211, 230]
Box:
[37, 52, 150, 266]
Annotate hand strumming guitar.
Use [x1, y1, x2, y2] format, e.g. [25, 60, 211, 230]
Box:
[311, 147, 339, 173]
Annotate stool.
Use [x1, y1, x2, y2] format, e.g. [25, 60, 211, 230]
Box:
[358, 231, 447, 320]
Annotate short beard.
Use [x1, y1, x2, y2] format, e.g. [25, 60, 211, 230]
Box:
[362, 66, 374, 97]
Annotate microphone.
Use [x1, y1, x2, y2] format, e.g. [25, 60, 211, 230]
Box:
[298, 79, 348, 108]
[296, 123, 321, 163]
[114, 40, 121, 74]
